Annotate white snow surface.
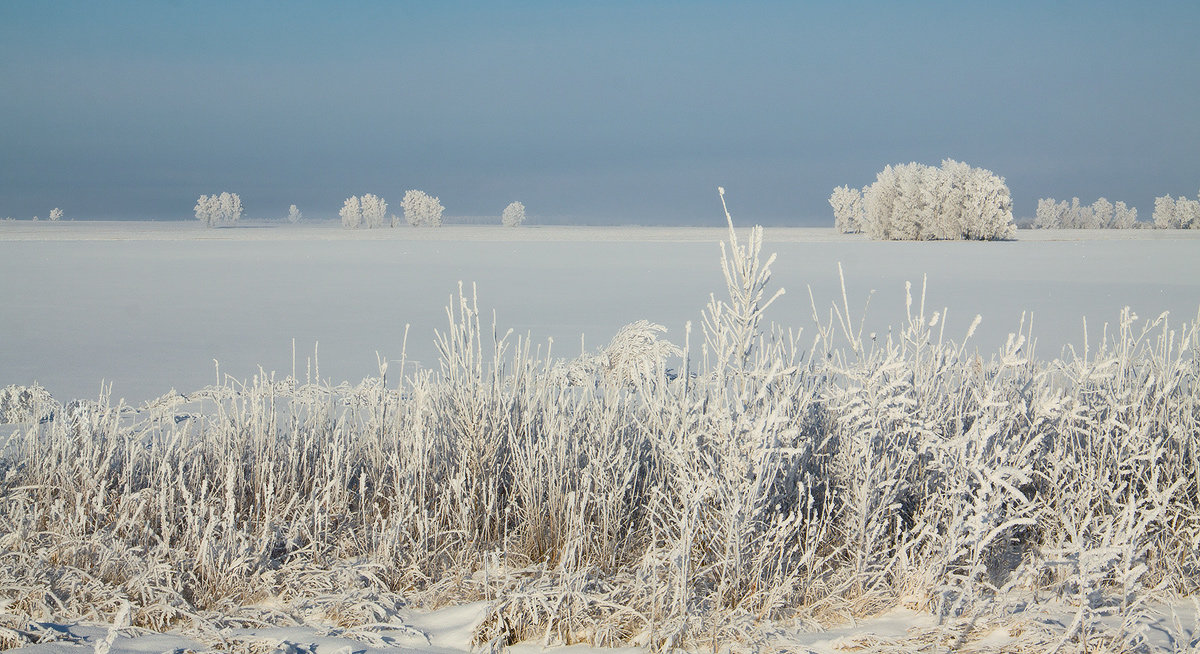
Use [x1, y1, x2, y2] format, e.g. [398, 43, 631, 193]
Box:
[2, 221, 1198, 405]
[7, 600, 1197, 653]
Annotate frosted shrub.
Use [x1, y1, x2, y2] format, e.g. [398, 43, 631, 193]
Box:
[194, 192, 242, 227]
[857, 159, 1015, 240]
[500, 201, 525, 227]
[0, 383, 55, 423]
[402, 189, 444, 227]
[287, 204, 302, 223]
[48, 208, 63, 222]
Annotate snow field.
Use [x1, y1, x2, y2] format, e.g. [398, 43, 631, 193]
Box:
[1, 219, 1198, 651]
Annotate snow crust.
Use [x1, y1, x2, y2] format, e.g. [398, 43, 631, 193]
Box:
[1, 222, 1197, 405]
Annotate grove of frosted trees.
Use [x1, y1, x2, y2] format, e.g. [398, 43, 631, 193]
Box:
[500, 201, 526, 227]
[339, 194, 388, 229]
[1153, 191, 1200, 229]
[402, 189, 445, 227]
[1034, 197, 1139, 229]
[831, 159, 1015, 240]
[194, 193, 242, 227]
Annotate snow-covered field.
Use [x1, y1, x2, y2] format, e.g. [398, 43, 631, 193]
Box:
[2, 221, 1197, 405]
[2, 220, 1199, 653]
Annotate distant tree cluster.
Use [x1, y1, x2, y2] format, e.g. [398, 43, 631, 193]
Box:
[1033, 197, 1139, 229]
[194, 193, 242, 227]
[1153, 191, 1200, 229]
[501, 201, 526, 227]
[831, 159, 1015, 240]
[181, 191, 530, 229]
[340, 194, 389, 229]
[401, 190, 445, 227]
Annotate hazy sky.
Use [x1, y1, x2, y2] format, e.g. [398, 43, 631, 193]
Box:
[2, 1, 1198, 224]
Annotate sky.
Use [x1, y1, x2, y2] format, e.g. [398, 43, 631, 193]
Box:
[1, 1, 1198, 225]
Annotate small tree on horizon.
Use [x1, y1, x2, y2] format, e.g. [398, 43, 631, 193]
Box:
[287, 204, 302, 224]
[340, 196, 362, 229]
[48, 208, 63, 222]
[829, 185, 863, 233]
[402, 190, 444, 227]
[501, 201, 526, 227]
[194, 192, 242, 227]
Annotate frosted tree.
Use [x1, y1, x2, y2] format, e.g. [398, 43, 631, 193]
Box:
[194, 192, 241, 227]
[340, 196, 362, 229]
[48, 208, 63, 222]
[1153, 195, 1179, 229]
[287, 204, 302, 224]
[402, 189, 444, 227]
[957, 161, 1015, 240]
[829, 185, 864, 233]
[1179, 197, 1200, 229]
[1035, 198, 1066, 229]
[218, 192, 242, 225]
[195, 195, 217, 227]
[360, 194, 388, 228]
[1112, 201, 1138, 228]
[1090, 197, 1113, 228]
[1038, 196, 1137, 228]
[858, 159, 1013, 240]
[501, 201, 526, 227]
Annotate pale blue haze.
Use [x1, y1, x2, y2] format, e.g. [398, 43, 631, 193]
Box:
[1, 1, 1198, 223]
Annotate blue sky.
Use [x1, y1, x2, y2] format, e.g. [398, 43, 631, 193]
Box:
[1, 1, 1198, 224]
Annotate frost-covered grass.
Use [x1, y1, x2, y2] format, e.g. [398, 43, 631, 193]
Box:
[1, 212, 1198, 652]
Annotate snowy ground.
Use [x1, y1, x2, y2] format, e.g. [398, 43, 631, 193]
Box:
[3, 221, 1200, 653]
[2, 221, 1198, 406]
[7, 600, 1197, 653]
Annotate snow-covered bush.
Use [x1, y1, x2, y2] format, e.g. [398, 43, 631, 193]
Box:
[500, 201, 526, 227]
[829, 185, 864, 233]
[287, 204, 302, 224]
[0, 383, 55, 423]
[194, 192, 242, 227]
[1154, 193, 1200, 229]
[856, 159, 1015, 240]
[402, 189, 444, 227]
[48, 208, 63, 222]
